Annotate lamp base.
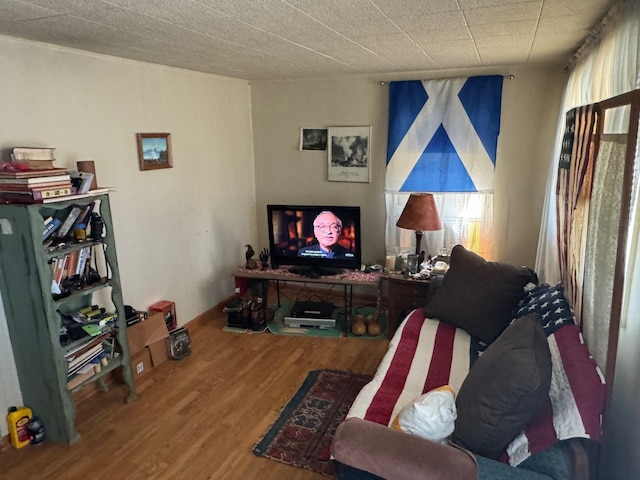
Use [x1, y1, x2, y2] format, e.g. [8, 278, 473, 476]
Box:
[414, 230, 423, 255]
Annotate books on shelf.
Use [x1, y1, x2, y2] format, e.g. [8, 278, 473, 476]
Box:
[0, 173, 70, 184]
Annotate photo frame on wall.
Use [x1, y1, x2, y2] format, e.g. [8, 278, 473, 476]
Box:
[300, 128, 328, 151]
[137, 133, 173, 171]
[327, 126, 371, 183]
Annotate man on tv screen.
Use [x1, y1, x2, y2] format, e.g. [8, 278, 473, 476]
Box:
[298, 211, 355, 259]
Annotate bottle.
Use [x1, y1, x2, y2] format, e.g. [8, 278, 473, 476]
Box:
[27, 416, 45, 445]
[7, 406, 32, 449]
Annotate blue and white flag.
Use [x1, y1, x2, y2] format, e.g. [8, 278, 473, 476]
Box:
[386, 76, 503, 193]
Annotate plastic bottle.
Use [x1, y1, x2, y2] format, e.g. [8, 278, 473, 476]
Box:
[27, 416, 45, 445]
[7, 406, 32, 448]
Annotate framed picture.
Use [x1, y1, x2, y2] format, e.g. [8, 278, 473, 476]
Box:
[328, 126, 371, 183]
[300, 128, 327, 151]
[137, 133, 173, 171]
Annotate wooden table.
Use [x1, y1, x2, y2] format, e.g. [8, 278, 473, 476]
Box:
[234, 266, 381, 333]
[380, 273, 431, 338]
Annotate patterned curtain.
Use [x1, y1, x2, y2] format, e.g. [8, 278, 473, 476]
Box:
[555, 105, 598, 324]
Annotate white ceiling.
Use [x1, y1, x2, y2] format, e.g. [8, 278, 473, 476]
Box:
[0, 0, 614, 81]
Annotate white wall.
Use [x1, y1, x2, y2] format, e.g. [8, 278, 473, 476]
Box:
[251, 65, 566, 267]
[0, 36, 256, 436]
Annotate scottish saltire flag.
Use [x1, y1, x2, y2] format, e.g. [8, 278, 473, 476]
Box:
[386, 76, 503, 192]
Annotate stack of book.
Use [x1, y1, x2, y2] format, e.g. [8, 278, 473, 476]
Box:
[65, 334, 108, 390]
[0, 168, 72, 204]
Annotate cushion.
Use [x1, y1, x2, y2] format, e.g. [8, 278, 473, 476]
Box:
[423, 245, 537, 344]
[512, 283, 575, 336]
[452, 314, 552, 460]
[332, 417, 478, 480]
[391, 385, 457, 443]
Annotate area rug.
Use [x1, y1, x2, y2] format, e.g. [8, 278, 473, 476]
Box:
[253, 369, 372, 478]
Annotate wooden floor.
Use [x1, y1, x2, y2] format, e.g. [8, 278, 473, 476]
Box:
[0, 306, 389, 479]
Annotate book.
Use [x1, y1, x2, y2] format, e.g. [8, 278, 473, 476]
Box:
[66, 367, 95, 390]
[67, 343, 104, 369]
[65, 250, 80, 278]
[0, 187, 72, 202]
[43, 218, 63, 240]
[76, 246, 91, 276]
[0, 181, 72, 192]
[76, 202, 95, 229]
[11, 147, 56, 161]
[0, 169, 67, 180]
[0, 173, 70, 184]
[51, 256, 66, 293]
[15, 159, 56, 170]
[56, 206, 83, 238]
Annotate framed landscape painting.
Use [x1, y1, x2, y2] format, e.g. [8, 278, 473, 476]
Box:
[137, 133, 173, 171]
[327, 126, 371, 183]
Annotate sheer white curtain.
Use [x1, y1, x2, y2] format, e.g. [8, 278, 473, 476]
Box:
[536, 0, 640, 284]
[385, 192, 494, 260]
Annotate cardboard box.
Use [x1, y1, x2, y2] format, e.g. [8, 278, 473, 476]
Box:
[126, 311, 170, 369]
[130, 348, 152, 380]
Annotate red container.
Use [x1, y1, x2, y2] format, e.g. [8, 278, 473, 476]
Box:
[149, 300, 177, 331]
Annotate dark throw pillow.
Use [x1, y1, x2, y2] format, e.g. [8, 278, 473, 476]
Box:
[423, 244, 537, 344]
[452, 314, 552, 460]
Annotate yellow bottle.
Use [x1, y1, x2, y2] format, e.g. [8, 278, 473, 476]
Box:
[7, 406, 32, 448]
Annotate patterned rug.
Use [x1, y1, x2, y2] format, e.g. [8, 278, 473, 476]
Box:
[253, 369, 372, 478]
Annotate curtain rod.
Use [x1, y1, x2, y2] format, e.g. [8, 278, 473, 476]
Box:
[566, 0, 624, 72]
[379, 74, 514, 85]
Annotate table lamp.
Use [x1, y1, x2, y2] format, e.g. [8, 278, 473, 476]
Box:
[396, 193, 442, 255]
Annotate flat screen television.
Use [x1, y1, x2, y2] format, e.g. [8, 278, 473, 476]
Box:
[267, 204, 362, 275]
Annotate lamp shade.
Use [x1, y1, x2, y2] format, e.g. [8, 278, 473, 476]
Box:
[396, 193, 442, 232]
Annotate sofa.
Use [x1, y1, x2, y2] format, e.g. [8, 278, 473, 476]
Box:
[331, 245, 605, 480]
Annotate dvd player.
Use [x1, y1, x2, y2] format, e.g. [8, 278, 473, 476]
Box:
[283, 316, 336, 329]
[285, 301, 336, 329]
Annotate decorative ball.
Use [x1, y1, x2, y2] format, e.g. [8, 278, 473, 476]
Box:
[366, 313, 375, 324]
[352, 321, 367, 336]
[367, 322, 382, 336]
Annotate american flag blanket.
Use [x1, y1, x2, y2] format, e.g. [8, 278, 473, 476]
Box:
[346, 309, 605, 466]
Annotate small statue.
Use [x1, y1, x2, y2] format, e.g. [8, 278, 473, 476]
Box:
[259, 248, 270, 270]
[245, 244, 258, 269]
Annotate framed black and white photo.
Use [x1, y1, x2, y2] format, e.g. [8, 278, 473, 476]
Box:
[327, 126, 371, 182]
[300, 128, 327, 151]
[137, 133, 173, 171]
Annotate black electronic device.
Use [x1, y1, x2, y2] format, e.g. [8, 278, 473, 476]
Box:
[267, 204, 362, 274]
[168, 327, 191, 360]
[291, 301, 336, 319]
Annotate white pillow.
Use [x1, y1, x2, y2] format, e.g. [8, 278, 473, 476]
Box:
[391, 385, 457, 443]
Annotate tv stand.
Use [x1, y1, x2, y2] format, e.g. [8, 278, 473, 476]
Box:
[287, 266, 344, 278]
[234, 266, 380, 334]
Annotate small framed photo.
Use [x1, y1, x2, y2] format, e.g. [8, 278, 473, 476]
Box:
[137, 133, 173, 171]
[300, 128, 327, 151]
[328, 126, 371, 183]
